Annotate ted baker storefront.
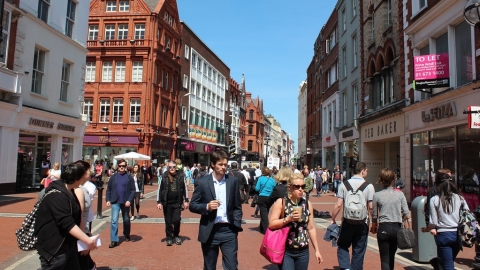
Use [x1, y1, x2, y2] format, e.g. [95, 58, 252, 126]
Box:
[404, 84, 480, 209]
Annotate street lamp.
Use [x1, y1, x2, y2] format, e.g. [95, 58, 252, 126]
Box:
[264, 135, 271, 167]
[464, 0, 480, 30]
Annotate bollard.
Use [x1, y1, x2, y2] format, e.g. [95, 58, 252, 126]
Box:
[473, 205, 480, 269]
[96, 180, 105, 219]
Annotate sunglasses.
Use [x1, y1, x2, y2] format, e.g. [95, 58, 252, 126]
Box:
[118, 165, 126, 168]
[291, 184, 306, 190]
[168, 166, 176, 169]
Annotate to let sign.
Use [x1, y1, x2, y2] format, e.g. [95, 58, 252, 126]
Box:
[414, 53, 449, 81]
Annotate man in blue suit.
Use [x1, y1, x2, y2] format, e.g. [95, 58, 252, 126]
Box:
[189, 150, 243, 270]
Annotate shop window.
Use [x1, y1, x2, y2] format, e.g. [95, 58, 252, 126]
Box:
[458, 125, 480, 210]
[430, 127, 454, 144]
[411, 132, 429, 200]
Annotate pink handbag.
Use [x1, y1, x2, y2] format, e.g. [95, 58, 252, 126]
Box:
[259, 199, 290, 264]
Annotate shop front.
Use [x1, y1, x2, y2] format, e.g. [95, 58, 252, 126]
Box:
[405, 86, 480, 207]
[360, 112, 405, 189]
[0, 104, 85, 193]
[338, 127, 360, 178]
[311, 139, 322, 168]
[82, 135, 140, 168]
[177, 138, 228, 166]
[151, 138, 174, 166]
[322, 133, 338, 170]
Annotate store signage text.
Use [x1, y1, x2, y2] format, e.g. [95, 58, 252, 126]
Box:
[325, 136, 331, 142]
[364, 121, 397, 139]
[421, 101, 456, 123]
[57, 123, 75, 132]
[342, 130, 353, 138]
[29, 118, 54, 129]
[99, 136, 119, 143]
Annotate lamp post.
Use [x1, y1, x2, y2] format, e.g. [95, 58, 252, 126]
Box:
[264, 135, 271, 167]
[464, 2, 480, 268]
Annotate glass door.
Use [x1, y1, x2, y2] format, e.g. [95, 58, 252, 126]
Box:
[429, 145, 455, 186]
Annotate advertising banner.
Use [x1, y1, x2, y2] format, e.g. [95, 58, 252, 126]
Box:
[189, 124, 196, 139]
[468, 106, 480, 129]
[413, 53, 450, 89]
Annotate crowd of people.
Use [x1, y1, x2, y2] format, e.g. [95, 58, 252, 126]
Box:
[33, 151, 473, 270]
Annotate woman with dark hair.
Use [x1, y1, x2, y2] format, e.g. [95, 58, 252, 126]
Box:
[371, 168, 409, 270]
[427, 173, 467, 270]
[130, 164, 144, 220]
[255, 166, 276, 234]
[34, 162, 98, 269]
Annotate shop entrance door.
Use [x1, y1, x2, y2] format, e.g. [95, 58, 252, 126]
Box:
[429, 145, 455, 185]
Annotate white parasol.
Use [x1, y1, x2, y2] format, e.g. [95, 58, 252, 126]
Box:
[113, 152, 151, 165]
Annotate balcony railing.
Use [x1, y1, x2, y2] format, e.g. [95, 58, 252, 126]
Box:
[87, 39, 148, 47]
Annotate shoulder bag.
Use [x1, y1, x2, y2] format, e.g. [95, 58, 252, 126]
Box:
[259, 198, 290, 264]
[397, 220, 416, 249]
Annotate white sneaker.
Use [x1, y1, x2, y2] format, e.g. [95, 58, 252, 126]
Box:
[130, 216, 135, 221]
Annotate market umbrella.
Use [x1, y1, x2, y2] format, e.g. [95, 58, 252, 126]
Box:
[113, 152, 151, 166]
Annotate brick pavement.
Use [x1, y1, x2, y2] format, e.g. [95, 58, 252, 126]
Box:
[0, 185, 476, 269]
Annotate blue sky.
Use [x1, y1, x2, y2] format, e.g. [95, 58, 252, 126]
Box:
[177, 0, 338, 152]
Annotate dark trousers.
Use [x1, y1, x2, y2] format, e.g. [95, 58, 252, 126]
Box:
[163, 203, 181, 239]
[280, 247, 310, 270]
[241, 186, 249, 203]
[130, 192, 141, 216]
[376, 222, 401, 270]
[257, 196, 271, 234]
[201, 223, 238, 270]
[337, 221, 369, 270]
[315, 180, 322, 195]
[39, 241, 79, 270]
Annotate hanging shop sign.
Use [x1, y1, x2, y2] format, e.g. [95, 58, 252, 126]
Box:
[468, 106, 480, 129]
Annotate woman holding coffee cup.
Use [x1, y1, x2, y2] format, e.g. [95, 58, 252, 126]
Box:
[268, 172, 323, 268]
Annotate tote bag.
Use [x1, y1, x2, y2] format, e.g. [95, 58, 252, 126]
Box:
[259, 199, 290, 264]
[397, 220, 416, 249]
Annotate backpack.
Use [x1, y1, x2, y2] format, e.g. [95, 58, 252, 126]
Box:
[304, 176, 313, 193]
[15, 189, 60, 251]
[458, 202, 480, 248]
[343, 181, 370, 224]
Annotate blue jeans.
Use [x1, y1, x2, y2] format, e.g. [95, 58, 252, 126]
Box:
[435, 231, 460, 270]
[110, 203, 131, 242]
[334, 180, 342, 195]
[280, 247, 309, 270]
[337, 221, 369, 270]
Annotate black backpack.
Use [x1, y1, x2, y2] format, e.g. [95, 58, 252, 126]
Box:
[15, 189, 60, 251]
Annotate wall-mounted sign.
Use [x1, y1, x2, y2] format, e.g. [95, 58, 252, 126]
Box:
[83, 135, 139, 144]
[468, 106, 480, 129]
[342, 130, 353, 138]
[57, 123, 75, 132]
[421, 101, 456, 122]
[29, 118, 54, 129]
[414, 53, 450, 89]
[362, 114, 404, 142]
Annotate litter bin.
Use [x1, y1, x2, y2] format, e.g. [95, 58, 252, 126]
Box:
[411, 196, 437, 262]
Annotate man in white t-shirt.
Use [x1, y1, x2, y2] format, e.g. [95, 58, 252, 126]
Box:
[82, 179, 97, 233]
[330, 161, 374, 270]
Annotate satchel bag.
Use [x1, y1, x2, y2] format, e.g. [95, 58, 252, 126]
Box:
[397, 220, 416, 250]
[259, 199, 290, 264]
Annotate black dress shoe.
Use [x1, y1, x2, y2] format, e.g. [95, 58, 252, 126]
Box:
[109, 241, 118, 248]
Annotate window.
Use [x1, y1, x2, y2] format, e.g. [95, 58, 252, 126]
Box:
[129, 99, 140, 123]
[326, 62, 337, 87]
[248, 140, 253, 151]
[165, 72, 169, 90]
[191, 53, 196, 67]
[343, 92, 347, 126]
[118, 24, 128, 39]
[181, 106, 187, 121]
[207, 90, 211, 103]
[85, 62, 95, 82]
[183, 74, 188, 89]
[105, 24, 115, 40]
[31, 47, 46, 94]
[0, 9, 11, 64]
[352, 0, 357, 17]
[371, 11, 375, 41]
[115, 61, 125, 82]
[134, 24, 145, 39]
[106, 1, 116, 12]
[249, 110, 254, 120]
[119, 1, 129, 12]
[112, 99, 123, 123]
[342, 8, 346, 32]
[65, 0, 76, 38]
[132, 61, 143, 82]
[196, 83, 200, 96]
[184, 45, 190, 59]
[387, 0, 392, 26]
[372, 67, 393, 109]
[202, 87, 207, 100]
[83, 99, 93, 122]
[99, 99, 110, 123]
[412, 0, 427, 15]
[352, 35, 358, 68]
[248, 125, 253, 135]
[38, 0, 50, 22]
[353, 84, 358, 119]
[88, 25, 98, 40]
[455, 21, 472, 87]
[329, 30, 336, 51]
[60, 61, 70, 102]
[342, 47, 347, 78]
[102, 62, 113, 82]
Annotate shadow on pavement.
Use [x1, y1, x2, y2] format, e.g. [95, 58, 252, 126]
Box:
[0, 196, 32, 206]
[160, 235, 191, 242]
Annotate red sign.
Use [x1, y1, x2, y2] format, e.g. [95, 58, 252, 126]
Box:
[414, 53, 449, 81]
[468, 106, 480, 129]
[325, 136, 331, 143]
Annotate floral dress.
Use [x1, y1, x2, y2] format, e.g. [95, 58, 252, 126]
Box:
[284, 197, 310, 249]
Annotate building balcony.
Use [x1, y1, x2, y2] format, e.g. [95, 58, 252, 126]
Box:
[0, 67, 21, 93]
[87, 39, 149, 48]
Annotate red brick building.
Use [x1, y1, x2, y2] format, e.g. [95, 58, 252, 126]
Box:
[245, 93, 265, 162]
[83, 0, 182, 167]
